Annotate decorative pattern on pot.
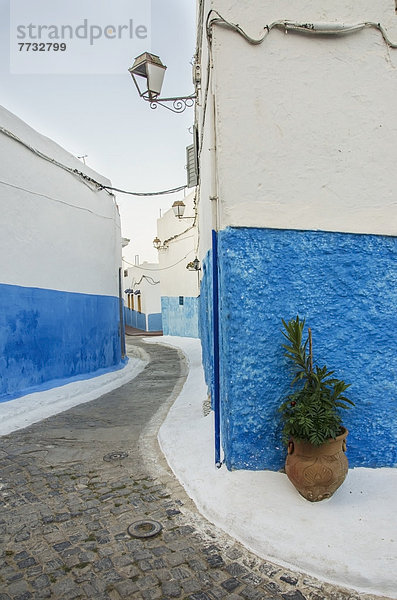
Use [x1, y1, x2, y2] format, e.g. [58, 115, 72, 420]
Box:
[285, 428, 349, 502]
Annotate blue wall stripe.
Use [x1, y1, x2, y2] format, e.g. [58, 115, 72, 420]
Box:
[199, 251, 214, 405]
[148, 312, 163, 332]
[0, 283, 122, 402]
[199, 227, 397, 470]
[124, 307, 146, 330]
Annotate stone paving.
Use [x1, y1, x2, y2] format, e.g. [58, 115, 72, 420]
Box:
[0, 339, 391, 600]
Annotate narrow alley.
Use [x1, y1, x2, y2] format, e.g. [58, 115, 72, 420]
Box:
[0, 340, 389, 600]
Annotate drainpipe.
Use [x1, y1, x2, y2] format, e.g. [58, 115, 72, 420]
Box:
[212, 228, 221, 468]
[208, 79, 222, 468]
[118, 267, 126, 360]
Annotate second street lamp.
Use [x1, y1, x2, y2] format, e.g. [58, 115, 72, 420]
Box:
[171, 200, 195, 219]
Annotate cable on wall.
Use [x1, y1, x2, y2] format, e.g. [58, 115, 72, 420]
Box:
[196, 0, 206, 59]
[133, 275, 160, 286]
[0, 179, 118, 222]
[164, 234, 195, 245]
[163, 225, 196, 247]
[157, 192, 198, 248]
[206, 11, 397, 48]
[198, 11, 397, 157]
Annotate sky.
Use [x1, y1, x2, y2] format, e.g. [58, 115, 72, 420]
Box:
[0, 0, 197, 264]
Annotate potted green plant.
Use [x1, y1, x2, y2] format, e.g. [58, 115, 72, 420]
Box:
[279, 316, 355, 502]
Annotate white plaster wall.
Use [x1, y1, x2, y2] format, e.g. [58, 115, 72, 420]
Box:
[157, 192, 199, 297]
[196, 92, 217, 260]
[195, 0, 215, 258]
[124, 262, 161, 316]
[197, 0, 397, 237]
[0, 105, 122, 296]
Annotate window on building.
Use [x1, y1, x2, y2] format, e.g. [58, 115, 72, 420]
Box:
[124, 269, 128, 277]
[127, 293, 134, 310]
[179, 296, 184, 306]
[186, 126, 199, 188]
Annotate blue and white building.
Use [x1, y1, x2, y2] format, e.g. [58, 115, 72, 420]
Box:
[123, 260, 163, 332]
[0, 105, 126, 402]
[156, 191, 199, 338]
[196, 1, 397, 470]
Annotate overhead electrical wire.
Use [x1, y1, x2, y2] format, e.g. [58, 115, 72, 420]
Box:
[0, 125, 109, 193]
[0, 125, 186, 198]
[100, 184, 186, 196]
[122, 250, 194, 271]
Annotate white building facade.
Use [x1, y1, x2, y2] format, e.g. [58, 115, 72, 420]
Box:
[156, 192, 199, 338]
[0, 106, 125, 402]
[196, 1, 397, 470]
[123, 261, 162, 332]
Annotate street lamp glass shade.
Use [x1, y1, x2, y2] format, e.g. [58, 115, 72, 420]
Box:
[129, 52, 167, 99]
[147, 61, 166, 96]
[172, 200, 186, 218]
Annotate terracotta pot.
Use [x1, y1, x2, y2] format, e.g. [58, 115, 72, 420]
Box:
[285, 428, 349, 502]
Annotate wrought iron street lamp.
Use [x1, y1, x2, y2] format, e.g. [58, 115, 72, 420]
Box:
[129, 52, 196, 113]
[153, 236, 168, 251]
[171, 200, 195, 219]
[186, 258, 201, 271]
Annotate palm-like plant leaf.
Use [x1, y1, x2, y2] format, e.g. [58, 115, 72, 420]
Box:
[279, 317, 354, 446]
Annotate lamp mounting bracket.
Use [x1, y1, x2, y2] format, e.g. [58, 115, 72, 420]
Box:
[145, 94, 196, 114]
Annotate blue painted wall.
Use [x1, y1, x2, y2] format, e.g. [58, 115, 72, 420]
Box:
[124, 307, 146, 331]
[148, 312, 162, 332]
[199, 227, 397, 471]
[161, 296, 199, 338]
[124, 307, 161, 332]
[199, 252, 215, 404]
[0, 283, 122, 402]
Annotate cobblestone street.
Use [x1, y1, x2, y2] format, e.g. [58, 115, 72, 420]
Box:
[0, 339, 391, 600]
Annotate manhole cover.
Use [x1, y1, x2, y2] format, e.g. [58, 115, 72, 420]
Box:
[127, 520, 163, 539]
[103, 451, 129, 462]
